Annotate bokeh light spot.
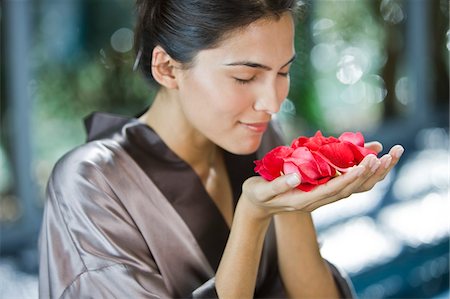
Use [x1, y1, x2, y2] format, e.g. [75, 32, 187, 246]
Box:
[380, 0, 405, 25]
[110, 28, 134, 53]
[395, 76, 410, 105]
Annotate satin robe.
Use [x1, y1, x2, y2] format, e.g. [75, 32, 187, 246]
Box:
[39, 112, 355, 298]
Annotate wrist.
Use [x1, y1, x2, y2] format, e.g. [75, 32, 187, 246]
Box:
[274, 211, 317, 240]
[235, 197, 272, 228]
[216, 198, 271, 299]
[275, 209, 312, 222]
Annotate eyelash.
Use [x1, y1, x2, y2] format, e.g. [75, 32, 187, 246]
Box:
[234, 77, 255, 85]
[234, 72, 289, 85]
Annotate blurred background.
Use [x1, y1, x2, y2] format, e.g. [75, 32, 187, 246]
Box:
[1, 0, 449, 298]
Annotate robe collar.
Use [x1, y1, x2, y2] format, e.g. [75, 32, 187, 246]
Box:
[84, 112, 259, 271]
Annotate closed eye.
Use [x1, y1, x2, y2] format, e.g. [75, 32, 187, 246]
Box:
[234, 76, 256, 85]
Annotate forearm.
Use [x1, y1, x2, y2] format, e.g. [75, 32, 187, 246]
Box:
[274, 211, 339, 299]
[215, 199, 271, 299]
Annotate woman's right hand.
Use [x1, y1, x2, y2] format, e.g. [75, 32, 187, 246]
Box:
[240, 152, 389, 219]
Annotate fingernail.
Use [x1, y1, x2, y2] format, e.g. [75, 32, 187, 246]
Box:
[382, 155, 392, 169]
[371, 160, 381, 172]
[286, 173, 301, 187]
[394, 146, 404, 158]
[367, 154, 376, 168]
[351, 165, 365, 176]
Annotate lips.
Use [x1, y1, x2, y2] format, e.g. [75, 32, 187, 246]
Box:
[240, 121, 269, 133]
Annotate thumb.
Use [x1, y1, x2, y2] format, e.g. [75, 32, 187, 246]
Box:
[243, 173, 301, 202]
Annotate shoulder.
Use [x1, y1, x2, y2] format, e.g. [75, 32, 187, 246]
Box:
[46, 132, 152, 221]
[40, 139, 160, 298]
[50, 139, 122, 189]
[44, 137, 147, 253]
[45, 136, 140, 216]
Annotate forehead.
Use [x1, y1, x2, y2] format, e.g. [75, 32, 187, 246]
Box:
[193, 13, 295, 65]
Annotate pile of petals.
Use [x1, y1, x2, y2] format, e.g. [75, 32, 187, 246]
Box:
[254, 131, 377, 191]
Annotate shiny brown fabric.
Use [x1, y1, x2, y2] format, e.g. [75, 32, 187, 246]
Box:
[39, 112, 355, 298]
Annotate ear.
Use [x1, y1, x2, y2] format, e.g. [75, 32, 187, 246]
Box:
[151, 46, 180, 89]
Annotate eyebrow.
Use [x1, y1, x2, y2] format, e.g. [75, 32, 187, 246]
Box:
[224, 53, 297, 70]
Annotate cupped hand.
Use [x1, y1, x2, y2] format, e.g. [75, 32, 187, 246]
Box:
[241, 144, 404, 216]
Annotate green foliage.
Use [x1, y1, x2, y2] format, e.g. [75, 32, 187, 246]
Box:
[34, 50, 153, 119]
[31, 47, 154, 168]
[288, 12, 325, 130]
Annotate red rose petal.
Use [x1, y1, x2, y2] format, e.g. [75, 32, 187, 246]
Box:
[255, 131, 376, 192]
[283, 161, 301, 177]
[339, 131, 365, 147]
[312, 152, 336, 177]
[345, 142, 378, 164]
[291, 136, 309, 149]
[297, 183, 316, 192]
[254, 146, 293, 180]
[289, 148, 323, 180]
[317, 142, 356, 169]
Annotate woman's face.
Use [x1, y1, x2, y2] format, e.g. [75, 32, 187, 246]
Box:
[175, 13, 296, 155]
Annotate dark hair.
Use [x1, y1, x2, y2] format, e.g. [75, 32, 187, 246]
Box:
[134, 0, 301, 85]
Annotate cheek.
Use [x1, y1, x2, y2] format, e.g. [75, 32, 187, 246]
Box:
[182, 72, 248, 122]
[202, 77, 254, 115]
[222, 85, 255, 110]
[181, 72, 219, 108]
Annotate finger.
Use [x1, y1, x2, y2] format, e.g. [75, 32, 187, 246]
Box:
[295, 164, 367, 209]
[355, 144, 404, 192]
[326, 154, 380, 197]
[270, 154, 378, 211]
[375, 144, 404, 178]
[365, 141, 383, 153]
[368, 145, 404, 180]
[244, 173, 301, 202]
[301, 147, 404, 211]
[334, 155, 380, 196]
[298, 154, 380, 210]
[356, 154, 392, 191]
[389, 144, 404, 162]
[352, 153, 381, 175]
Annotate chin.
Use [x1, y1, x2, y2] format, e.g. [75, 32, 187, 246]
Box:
[225, 138, 262, 155]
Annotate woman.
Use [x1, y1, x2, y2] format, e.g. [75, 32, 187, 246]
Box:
[39, 0, 404, 298]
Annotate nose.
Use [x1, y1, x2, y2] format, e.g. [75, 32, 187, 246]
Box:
[253, 81, 283, 114]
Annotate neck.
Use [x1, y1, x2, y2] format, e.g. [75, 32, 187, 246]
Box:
[140, 89, 219, 174]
